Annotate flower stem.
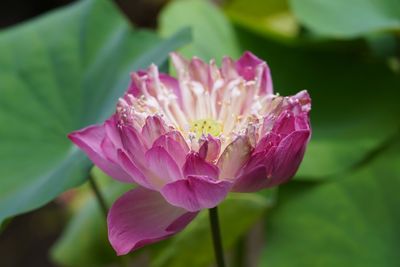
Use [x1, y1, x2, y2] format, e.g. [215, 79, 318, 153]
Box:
[88, 174, 129, 267]
[209, 207, 226, 267]
[88, 174, 108, 219]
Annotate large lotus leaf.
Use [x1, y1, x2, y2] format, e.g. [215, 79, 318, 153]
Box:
[159, 0, 241, 61]
[237, 28, 400, 178]
[0, 0, 190, 224]
[224, 0, 300, 41]
[290, 0, 400, 38]
[260, 137, 400, 266]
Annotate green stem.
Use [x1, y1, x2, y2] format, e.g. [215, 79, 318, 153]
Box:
[88, 174, 129, 267]
[88, 174, 108, 219]
[209, 207, 226, 267]
[234, 236, 245, 267]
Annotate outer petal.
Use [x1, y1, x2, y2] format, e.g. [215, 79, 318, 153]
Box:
[232, 130, 310, 192]
[117, 150, 157, 190]
[217, 136, 253, 180]
[68, 124, 132, 183]
[270, 130, 310, 186]
[108, 187, 198, 255]
[104, 115, 123, 148]
[161, 175, 232, 212]
[232, 148, 276, 192]
[271, 110, 297, 137]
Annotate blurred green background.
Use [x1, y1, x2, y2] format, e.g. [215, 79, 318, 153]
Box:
[0, 0, 399, 266]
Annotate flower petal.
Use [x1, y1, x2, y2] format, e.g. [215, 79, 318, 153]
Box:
[120, 125, 147, 163]
[217, 136, 253, 180]
[117, 149, 156, 190]
[146, 146, 182, 186]
[183, 153, 219, 179]
[108, 187, 198, 255]
[221, 56, 239, 80]
[272, 110, 297, 137]
[235, 51, 273, 95]
[153, 131, 189, 168]
[170, 52, 189, 78]
[159, 73, 183, 107]
[68, 124, 132, 183]
[104, 115, 123, 148]
[189, 57, 209, 88]
[199, 135, 221, 163]
[141, 115, 168, 148]
[161, 175, 232, 212]
[233, 130, 310, 192]
[270, 130, 310, 186]
[232, 148, 276, 192]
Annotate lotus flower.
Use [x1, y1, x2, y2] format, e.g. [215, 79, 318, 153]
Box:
[69, 52, 311, 255]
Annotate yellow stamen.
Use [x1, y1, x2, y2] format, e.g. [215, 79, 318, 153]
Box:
[190, 119, 223, 138]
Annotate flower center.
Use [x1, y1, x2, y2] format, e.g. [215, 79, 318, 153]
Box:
[190, 119, 222, 138]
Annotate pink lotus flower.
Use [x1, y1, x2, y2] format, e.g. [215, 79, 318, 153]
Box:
[69, 52, 311, 255]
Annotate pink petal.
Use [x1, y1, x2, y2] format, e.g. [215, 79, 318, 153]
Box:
[189, 57, 209, 88]
[104, 115, 123, 148]
[233, 129, 310, 192]
[119, 125, 146, 163]
[254, 132, 280, 154]
[161, 175, 232, 212]
[141, 115, 168, 148]
[232, 148, 276, 192]
[217, 136, 253, 180]
[117, 150, 156, 190]
[293, 90, 311, 112]
[153, 131, 189, 168]
[68, 124, 132, 183]
[145, 146, 182, 186]
[170, 52, 189, 78]
[235, 51, 273, 95]
[270, 130, 310, 186]
[159, 73, 183, 107]
[183, 153, 219, 179]
[198, 135, 221, 163]
[127, 71, 148, 96]
[271, 110, 297, 137]
[108, 187, 198, 255]
[221, 56, 239, 80]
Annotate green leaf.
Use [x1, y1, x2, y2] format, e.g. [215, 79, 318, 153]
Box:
[290, 0, 400, 38]
[0, 0, 190, 224]
[224, 0, 300, 41]
[159, 0, 241, 61]
[152, 193, 270, 267]
[51, 168, 133, 267]
[260, 139, 400, 267]
[237, 28, 400, 178]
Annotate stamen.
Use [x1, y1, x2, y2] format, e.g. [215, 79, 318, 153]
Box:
[190, 119, 222, 138]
